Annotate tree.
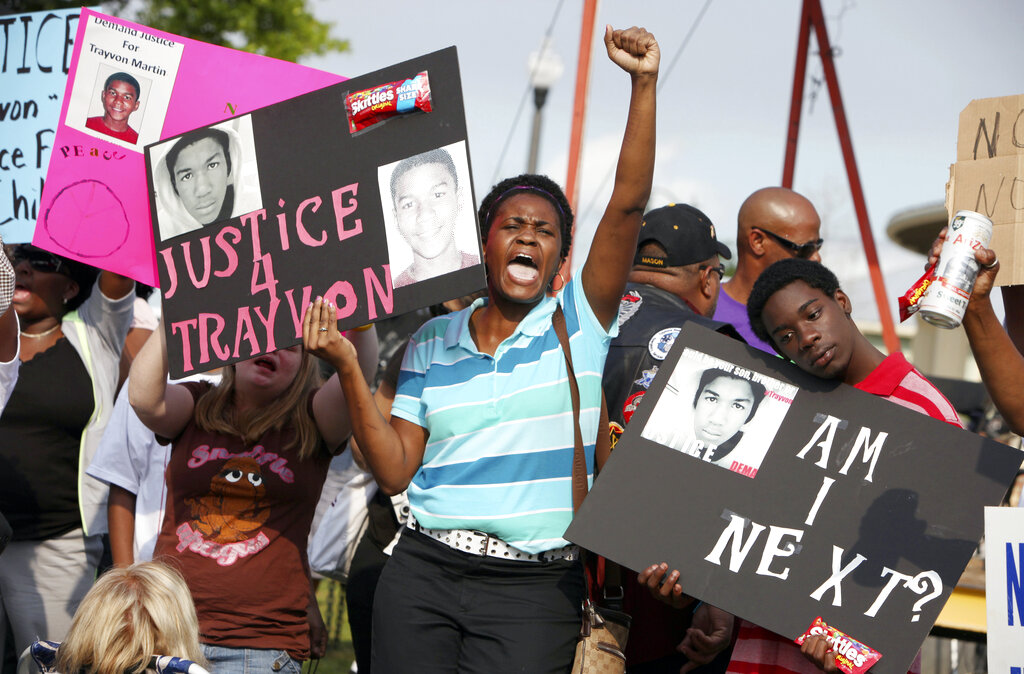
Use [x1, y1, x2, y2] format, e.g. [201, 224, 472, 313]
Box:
[3, 0, 348, 63]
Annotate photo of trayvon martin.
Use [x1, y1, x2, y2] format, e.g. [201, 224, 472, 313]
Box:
[642, 351, 796, 478]
[380, 144, 480, 288]
[151, 119, 263, 241]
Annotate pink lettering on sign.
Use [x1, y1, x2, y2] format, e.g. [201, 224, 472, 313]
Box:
[214, 226, 241, 278]
[183, 238, 212, 289]
[169, 265, 392, 372]
[331, 183, 362, 241]
[284, 286, 314, 338]
[324, 280, 357, 321]
[365, 265, 393, 320]
[159, 183, 368, 302]
[161, 227, 242, 299]
[233, 307, 261, 359]
[296, 196, 328, 247]
[171, 319, 198, 371]
[198, 313, 229, 363]
[253, 298, 280, 353]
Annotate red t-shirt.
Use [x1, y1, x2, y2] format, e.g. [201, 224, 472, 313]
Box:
[153, 382, 331, 660]
[86, 116, 138, 144]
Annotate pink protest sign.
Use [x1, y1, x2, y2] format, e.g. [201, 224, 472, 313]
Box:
[33, 9, 343, 285]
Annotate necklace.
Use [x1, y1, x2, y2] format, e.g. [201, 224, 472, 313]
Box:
[20, 323, 61, 339]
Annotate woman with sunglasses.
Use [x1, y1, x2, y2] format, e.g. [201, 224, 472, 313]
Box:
[305, 26, 658, 673]
[0, 244, 134, 658]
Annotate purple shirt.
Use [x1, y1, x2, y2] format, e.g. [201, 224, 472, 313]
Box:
[712, 289, 776, 354]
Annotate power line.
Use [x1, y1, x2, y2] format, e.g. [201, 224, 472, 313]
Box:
[577, 0, 714, 225]
[808, 0, 854, 114]
[490, 0, 566, 186]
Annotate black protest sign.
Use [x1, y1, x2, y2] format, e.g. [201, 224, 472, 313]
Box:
[566, 323, 1021, 674]
[146, 48, 484, 377]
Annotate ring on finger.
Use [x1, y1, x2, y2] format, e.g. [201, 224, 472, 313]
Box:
[983, 256, 998, 269]
[318, 327, 329, 332]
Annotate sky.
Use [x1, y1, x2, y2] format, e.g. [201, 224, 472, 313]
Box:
[303, 0, 1024, 325]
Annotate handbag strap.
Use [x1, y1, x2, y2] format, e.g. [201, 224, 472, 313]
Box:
[552, 305, 625, 609]
[552, 305, 589, 513]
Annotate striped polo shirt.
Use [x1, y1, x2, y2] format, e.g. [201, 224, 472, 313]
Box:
[391, 274, 614, 554]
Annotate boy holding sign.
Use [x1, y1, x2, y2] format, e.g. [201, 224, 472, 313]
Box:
[641, 259, 961, 674]
[738, 259, 960, 673]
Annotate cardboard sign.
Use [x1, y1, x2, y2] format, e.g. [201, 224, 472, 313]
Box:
[148, 47, 484, 378]
[566, 324, 1021, 674]
[947, 95, 1024, 286]
[956, 95, 1024, 162]
[0, 9, 83, 240]
[985, 506, 1024, 674]
[33, 9, 343, 284]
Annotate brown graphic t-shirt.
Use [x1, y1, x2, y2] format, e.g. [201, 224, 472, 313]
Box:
[153, 382, 331, 660]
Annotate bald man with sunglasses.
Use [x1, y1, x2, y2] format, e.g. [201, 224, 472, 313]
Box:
[713, 187, 823, 352]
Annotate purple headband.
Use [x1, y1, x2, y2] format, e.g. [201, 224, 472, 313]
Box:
[483, 185, 567, 229]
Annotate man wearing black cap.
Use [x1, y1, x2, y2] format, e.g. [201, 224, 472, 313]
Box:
[599, 203, 740, 673]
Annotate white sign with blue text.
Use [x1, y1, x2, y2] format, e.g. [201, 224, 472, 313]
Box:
[986, 506, 1024, 674]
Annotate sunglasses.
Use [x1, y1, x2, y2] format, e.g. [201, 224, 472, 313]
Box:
[699, 263, 725, 279]
[10, 246, 68, 275]
[753, 226, 823, 259]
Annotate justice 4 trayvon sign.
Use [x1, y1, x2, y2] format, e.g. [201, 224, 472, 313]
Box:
[147, 48, 484, 378]
[567, 324, 1021, 674]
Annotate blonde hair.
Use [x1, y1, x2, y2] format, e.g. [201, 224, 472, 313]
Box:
[55, 561, 205, 674]
[193, 350, 324, 459]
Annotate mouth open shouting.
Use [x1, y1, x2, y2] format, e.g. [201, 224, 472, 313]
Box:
[507, 253, 539, 285]
[252, 355, 277, 373]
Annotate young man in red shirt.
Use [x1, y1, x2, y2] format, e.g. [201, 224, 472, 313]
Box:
[738, 258, 960, 673]
[642, 259, 960, 674]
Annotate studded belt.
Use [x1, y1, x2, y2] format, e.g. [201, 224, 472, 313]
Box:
[407, 515, 580, 563]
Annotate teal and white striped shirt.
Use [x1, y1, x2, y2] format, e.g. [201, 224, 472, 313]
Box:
[391, 274, 614, 554]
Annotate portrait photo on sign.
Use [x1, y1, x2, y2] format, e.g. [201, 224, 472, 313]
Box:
[641, 347, 798, 478]
[81, 66, 151, 147]
[378, 140, 480, 289]
[64, 15, 183, 151]
[149, 115, 264, 242]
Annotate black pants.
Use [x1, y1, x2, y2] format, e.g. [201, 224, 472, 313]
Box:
[371, 528, 585, 674]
